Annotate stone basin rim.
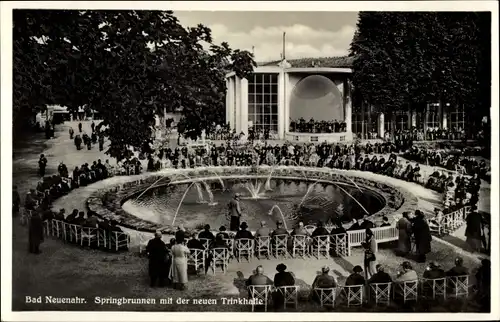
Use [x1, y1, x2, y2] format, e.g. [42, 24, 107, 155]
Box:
[84, 166, 420, 235]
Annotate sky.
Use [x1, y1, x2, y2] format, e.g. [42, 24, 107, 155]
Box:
[173, 11, 359, 63]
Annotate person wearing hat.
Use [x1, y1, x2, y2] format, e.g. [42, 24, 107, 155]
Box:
[312, 265, 337, 290]
[216, 226, 229, 240]
[465, 207, 485, 253]
[246, 266, 273, 296]
[311, 221, 329, 237]
[345, 265, 365, 286]
[28, 210, 44, 255]
[446, 257, 469, 277]
[146, 231, 168, 287]
[423, 261, 446, 279]
[395, 261, 418, 282]
[412, 210, 432, 262]
[368, 264, 393, 284]
[228, 193, 242, 231]
[380, 216, 391, 227]
[273, 263, 295, 309]
[396, 211, 412, 257]
[198, 224, 215, 241]
[235, 222, 253, 240]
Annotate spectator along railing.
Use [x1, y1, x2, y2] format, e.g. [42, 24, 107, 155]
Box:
[429, 206, 471, 236]
[245, 274, 471, 311]
[42, 219, 130, 252]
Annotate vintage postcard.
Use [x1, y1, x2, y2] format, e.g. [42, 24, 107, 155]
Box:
[1, 1, 498, 321]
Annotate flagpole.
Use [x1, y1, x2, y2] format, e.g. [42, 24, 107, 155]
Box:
[282, 32, 286, 60]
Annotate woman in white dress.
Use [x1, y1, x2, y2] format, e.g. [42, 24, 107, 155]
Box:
[169, 236, 191, 290]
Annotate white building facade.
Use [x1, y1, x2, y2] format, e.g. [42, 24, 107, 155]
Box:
[225, 59, 353, 142]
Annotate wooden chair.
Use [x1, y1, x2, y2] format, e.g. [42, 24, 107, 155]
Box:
[341, 285, 364, 307]
[210, 248, 229, 274]
[51, 220, 64, 239]
[43, 220, 51, 237]
[272, 234, 289, 258]
[110, 231, 130, 251]
[311, 235, 330, 259]
[235, 239, 254, 262]
[394, 280, 418, 303]
[255, 236, 271, 259]
[292, 235, 308, 258]
[330, 233, 348, 257]
[248, 285, 273, 312]
[446, 275, 469, 299]
[277, 285, 299, 309]
[187, 249, 205, 274]
[421, 278, 446, 300]
[304, 225, 316, 236]
[369, 282, 392, 305]
[314, 287, 337, 308]
[80, 227, 98, 247]
[222, 238, 234, 260]
[97, 229, 107, 248]
[68, 224, 82, 244]
[198, 238, 212, 252]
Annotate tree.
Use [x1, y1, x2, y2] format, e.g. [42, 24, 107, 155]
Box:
[350, 12, 491, 136]
[13, 10, 256, 158]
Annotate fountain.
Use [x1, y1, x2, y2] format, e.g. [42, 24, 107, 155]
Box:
[194, 182, 206, 203]
[264, 161, 308, 191]
[268, 205, 288, 230]
[243, 180, 265, 199]
[202, 181, 217, 206]
[172, 182, 197, 226]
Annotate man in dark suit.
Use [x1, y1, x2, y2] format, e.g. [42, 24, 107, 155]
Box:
[28, 211, 44, 254]
[345, 265, 366, 286]
[368, 264, 393, 284]
[198, 224, 215, 241]
[235, 222, 254, 239]
[273, 263, 295, 309]
[423, 261, 446, 279]
[146, 231, 168, 287]
[446, 257, 469, 276]
[246, 265, 273, 298]
[311, 221, 329, 237]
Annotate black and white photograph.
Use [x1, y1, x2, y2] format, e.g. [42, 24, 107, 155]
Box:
[1, 1, 498, 320]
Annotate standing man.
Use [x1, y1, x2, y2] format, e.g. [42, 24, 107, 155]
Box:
[28, 210, 44, 254]
[228, 193, 242, 231]
[146, 231, 168, 287]
[69, 127, 74, 139]
[38, 154, 48, 178]
[98, 133, 105, 152]
[78, 122, 83, 133]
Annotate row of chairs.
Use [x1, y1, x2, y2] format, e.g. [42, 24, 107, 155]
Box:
[247, 275, 470, 311]
[43, 219, 130, 252]
[429, 207, 469, 236]
[195, 234, 349, 264]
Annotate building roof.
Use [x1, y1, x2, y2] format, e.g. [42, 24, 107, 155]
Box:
[258, 55, 353, 68]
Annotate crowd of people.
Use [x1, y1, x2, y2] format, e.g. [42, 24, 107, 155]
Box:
[71, 121, 105, 152]
[289, 118, 347, 133]
[404, 146, 490, 178]
[15, 154, 130, 254]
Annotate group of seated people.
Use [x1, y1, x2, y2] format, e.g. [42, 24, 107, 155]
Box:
[42, 208, 129, 251]
[185, 217, 387, 262]
[242, 256, 490, 310]
[404, 146, 490, 179]
[289, 118, 347, 133]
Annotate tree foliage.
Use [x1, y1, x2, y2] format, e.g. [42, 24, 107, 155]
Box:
[350, 12, 491, 122]
[13, 10, 256, 159]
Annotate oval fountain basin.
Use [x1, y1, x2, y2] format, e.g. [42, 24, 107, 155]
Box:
[121, 178, 385, 231]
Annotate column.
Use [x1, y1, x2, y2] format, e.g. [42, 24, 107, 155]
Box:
[235, 77, 241, 133]
[284, 72, 291, 133]
[407, 109, 412, 129]
[278, 71, 286, 139]
[227, 77, 235, 130]
[240, 77, 249, 135]
[225, 78, 230, 126]
[378, 113, 385, 138]
[411, 111, 417, 127]
[442, 103, 448, 129]
[343, 79, 352, 133]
